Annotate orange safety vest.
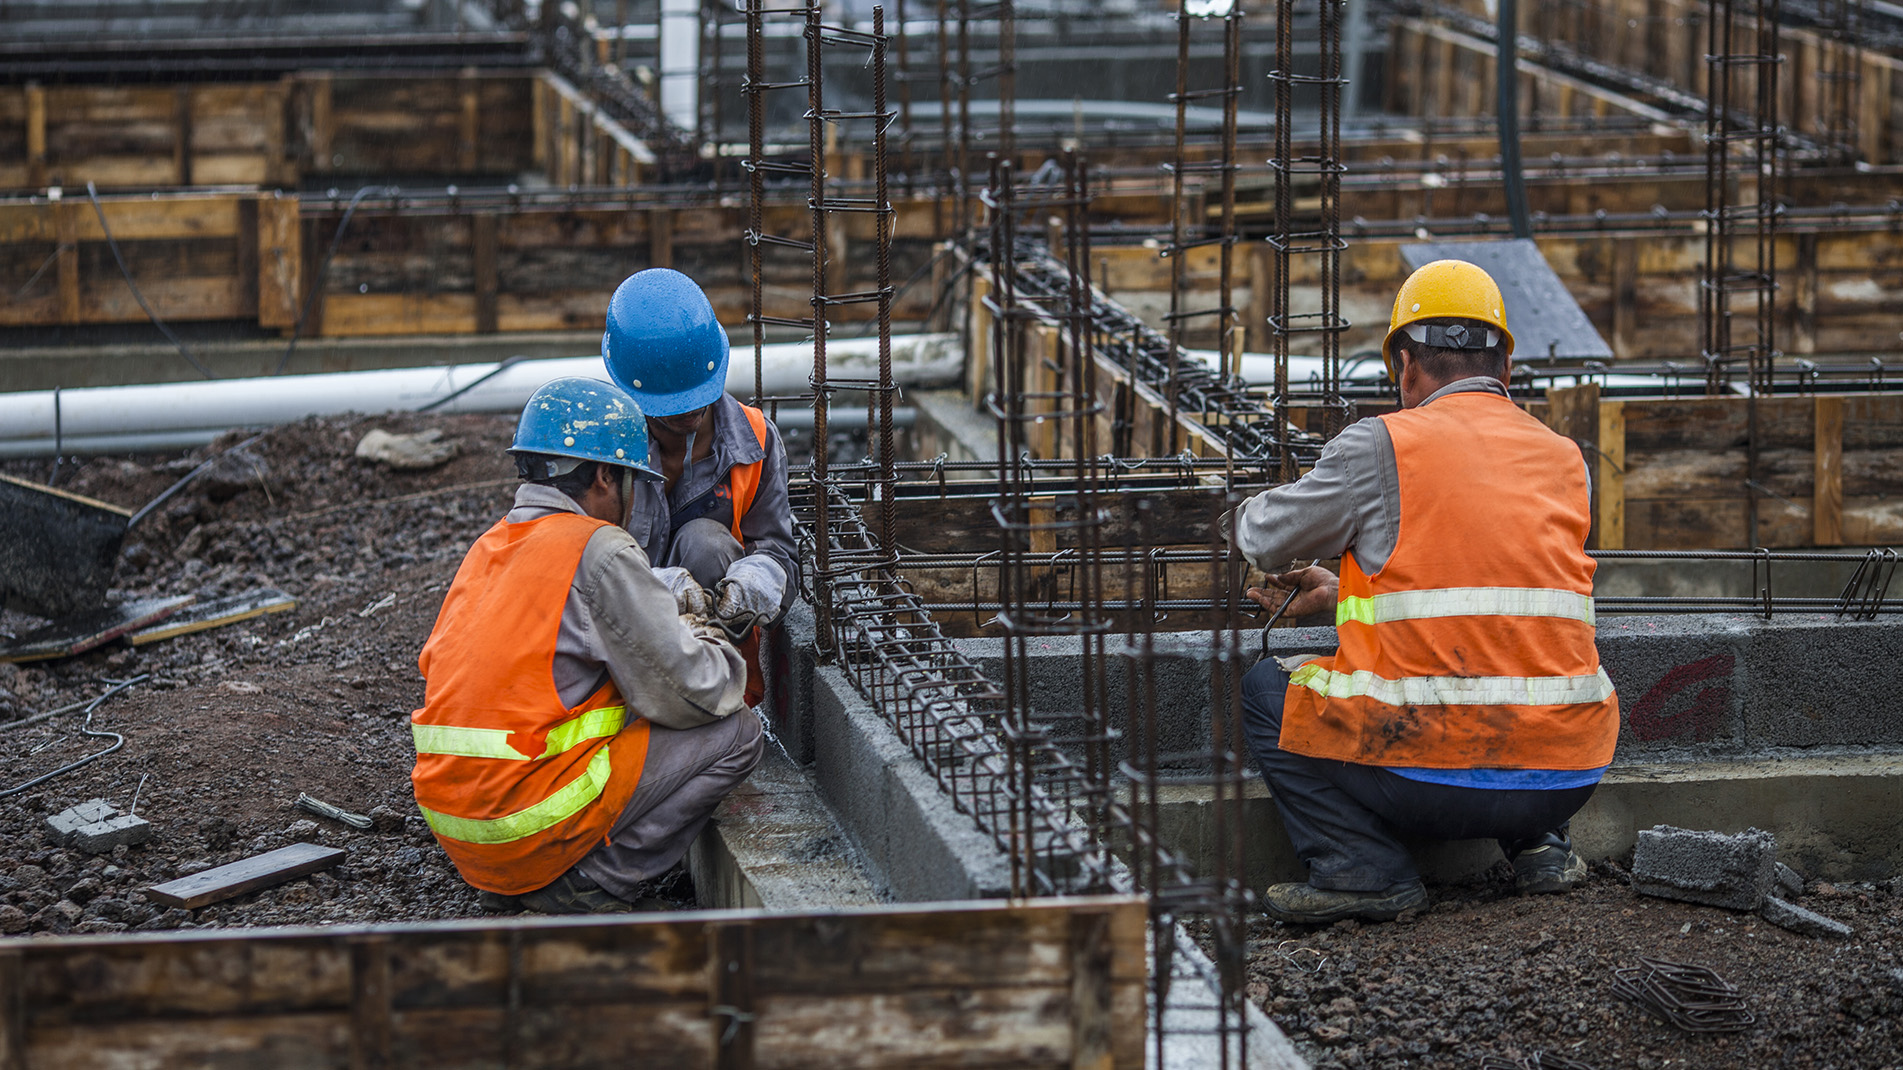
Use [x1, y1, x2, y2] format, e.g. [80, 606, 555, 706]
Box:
[724, 403, 770, 542]
[1279, 390, 1619, 770]
[410, 511, 652, 893]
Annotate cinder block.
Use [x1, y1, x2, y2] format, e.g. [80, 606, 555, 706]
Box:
[1631, 825, 1776, 911]
[1761, 895, 1853, 939]
[45, 799, 119, 846]
[72, 814, 153, 854]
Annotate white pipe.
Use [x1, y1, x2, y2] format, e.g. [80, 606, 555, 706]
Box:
[657, 0, 698, 132]
[0, 334, 960, 458]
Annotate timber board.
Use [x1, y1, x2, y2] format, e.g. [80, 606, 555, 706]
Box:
[0, 897, 1145, 1070]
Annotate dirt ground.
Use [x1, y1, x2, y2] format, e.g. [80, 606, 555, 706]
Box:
[1, 413, 548, 936]
[1245, 862, 1903, 1070]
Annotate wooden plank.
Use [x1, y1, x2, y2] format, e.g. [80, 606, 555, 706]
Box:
[143, 843, 346, 910]
[1, 948, 22, 1070]
[173, 85, 193, 185]
[350, 936, 393, 1070]
[458, 67, 481, 173]
[1543, 382, 1599, 544]
[650, 208, 674, 270]
[258, 192, 301, 328]
[26, 83, 47, 188]
[1597, 399, 1626, 550]
[55, 201, 80, 324]
[1068, 911, 1112, 1070]
[0, 596, 195, 664]
[711, 922, 756, 1070]
[127, 589, 296, 645]
[472, 211, 499, 334]
[309, 71, 333, 171]
[1815, 394, 1845, 546]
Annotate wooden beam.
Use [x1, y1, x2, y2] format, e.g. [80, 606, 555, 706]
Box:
[1814, 394, 1845, 545]
[1068, 910, 1113, 1070]
[25, 83, 46, 188]
[649, 208, 674, 270]
[173, 85, 194, 186]
[1793, 232, 1818, 355]
[711, 923, 756, 1070]
[473, 211, 499, 334]
[1596, 399, 1626, 550]
[257, 192, 302, 329]
[458, 66, 481, 173]
[1610, 236, 1637, 358]
[55, 201, 80, 325]
[349, 936, 393, 1070]
[143, 843, 345, 909]
[0, 949, 22, 1070]
[1543, 382, 1602, 546]
[308, 71, 333, 172]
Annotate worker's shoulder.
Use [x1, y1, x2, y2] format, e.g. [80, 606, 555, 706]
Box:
[577, 522, 649, 576]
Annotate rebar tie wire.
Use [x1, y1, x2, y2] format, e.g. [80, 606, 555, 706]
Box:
[1, 675, 149, 798]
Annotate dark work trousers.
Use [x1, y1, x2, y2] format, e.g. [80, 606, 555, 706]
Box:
[1240, 659, 1596, 891]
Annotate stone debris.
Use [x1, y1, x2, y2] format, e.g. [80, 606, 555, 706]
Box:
[355, 428, 459, 470]
[1774, 861, 1805, 898]
[1630, 825, 1776, 911]
[45, 798, 119, 845]
[73, 814, 155, 854]
[1761, 895, 1854, 939]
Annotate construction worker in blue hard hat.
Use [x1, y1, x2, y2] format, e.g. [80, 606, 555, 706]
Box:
[602, 268, 798, 706]
[411, 377, 762, 914]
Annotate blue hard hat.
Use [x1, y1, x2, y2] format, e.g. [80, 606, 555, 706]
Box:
[508, 377, 661, 480]
[601, 268, 731, 417]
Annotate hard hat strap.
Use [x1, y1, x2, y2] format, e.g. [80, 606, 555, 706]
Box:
[1402, 323, 1500, 351]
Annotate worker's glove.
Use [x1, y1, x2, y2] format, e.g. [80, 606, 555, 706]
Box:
[713, 555, 787, 633]
[654, 566, 713, 617]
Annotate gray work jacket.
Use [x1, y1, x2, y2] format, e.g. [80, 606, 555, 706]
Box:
[624, 394, 800, 613]
[1233, 377, 1587, 576]
[505, 483, 748, 729]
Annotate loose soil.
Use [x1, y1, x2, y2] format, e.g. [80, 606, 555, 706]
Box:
[1244, 863, 1903, 1070]
[0, 413, 578, 936]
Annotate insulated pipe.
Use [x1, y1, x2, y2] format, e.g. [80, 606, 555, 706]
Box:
[0, 334, 958, 458]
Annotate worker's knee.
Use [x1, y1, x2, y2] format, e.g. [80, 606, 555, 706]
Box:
[725, 706, 767, 772]
[670, 516, 745, 589]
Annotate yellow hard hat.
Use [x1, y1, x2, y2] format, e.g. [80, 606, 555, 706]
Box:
[1381, 259, 1516, 380]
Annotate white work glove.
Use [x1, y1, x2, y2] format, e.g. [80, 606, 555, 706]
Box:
[654, 566, 713, 618]
[714, 555, 787, 632]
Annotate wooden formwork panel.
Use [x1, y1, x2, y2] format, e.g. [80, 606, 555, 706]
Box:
[1536, 387, 1903, 550]
[0, 896, 1146, 1070]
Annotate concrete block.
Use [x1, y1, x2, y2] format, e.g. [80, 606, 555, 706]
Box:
[1761, 895, 1853, 938]
[1745, 618, 1903, 747]
[1631, 825, 1776, 910]
[1775, 861, 1805, 898]
[71, 814, 153, 854]
[45, 799, 118, 845]
[811, 664, 1011, 903]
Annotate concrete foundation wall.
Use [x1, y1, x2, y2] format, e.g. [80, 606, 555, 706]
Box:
[949, 613, 1903, 767]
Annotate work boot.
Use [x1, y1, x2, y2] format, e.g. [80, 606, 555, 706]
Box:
[1512, 845, 1588, 895]
[517, 870, 636, 915]
[476, 890, 522, 914]
[1261, 879, 1427, 924]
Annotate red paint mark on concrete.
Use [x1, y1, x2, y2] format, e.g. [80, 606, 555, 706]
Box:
[1627, 654, 1735, 742]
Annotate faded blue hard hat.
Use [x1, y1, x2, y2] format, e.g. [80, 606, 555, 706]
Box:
[508, 377, 661, 480]
[601, 268, 731, 418]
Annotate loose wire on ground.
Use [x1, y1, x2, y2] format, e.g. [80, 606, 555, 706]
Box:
[0, 675, 149, 798]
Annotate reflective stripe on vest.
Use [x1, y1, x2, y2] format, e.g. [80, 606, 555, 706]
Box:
[412, 705, 627, 761]
[1335, 587, 1595, 628]
[1290, 662, 1616, 708]
[418, 746, 614, 845]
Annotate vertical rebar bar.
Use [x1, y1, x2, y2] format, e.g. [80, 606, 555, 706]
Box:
[807, 0, 834, 651]
[745, 0, 766, 404]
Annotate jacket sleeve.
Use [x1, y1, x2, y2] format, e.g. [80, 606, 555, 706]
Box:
[577, 527, 749, 730]
[1230, 419, 1395, 574]
[738, 416, 802, 615]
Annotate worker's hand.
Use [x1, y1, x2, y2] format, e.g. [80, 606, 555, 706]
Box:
[1247, 564, 1339, 622]
[714, 555, 787, 633]
[654, 566, 713, 617]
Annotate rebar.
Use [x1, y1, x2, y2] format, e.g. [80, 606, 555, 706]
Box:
[1268, 0, 1352, 482]
[1816, 0, 1864, 163]
[1699, 0, 1781, 549]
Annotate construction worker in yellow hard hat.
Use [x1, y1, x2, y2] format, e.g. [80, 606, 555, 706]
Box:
[1225, 258, 1618, 925]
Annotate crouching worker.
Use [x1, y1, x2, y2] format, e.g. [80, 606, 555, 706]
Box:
[1228, 260, 1618, 925]
[601, 269, 798, 704]
[411, 377, 763, 914]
